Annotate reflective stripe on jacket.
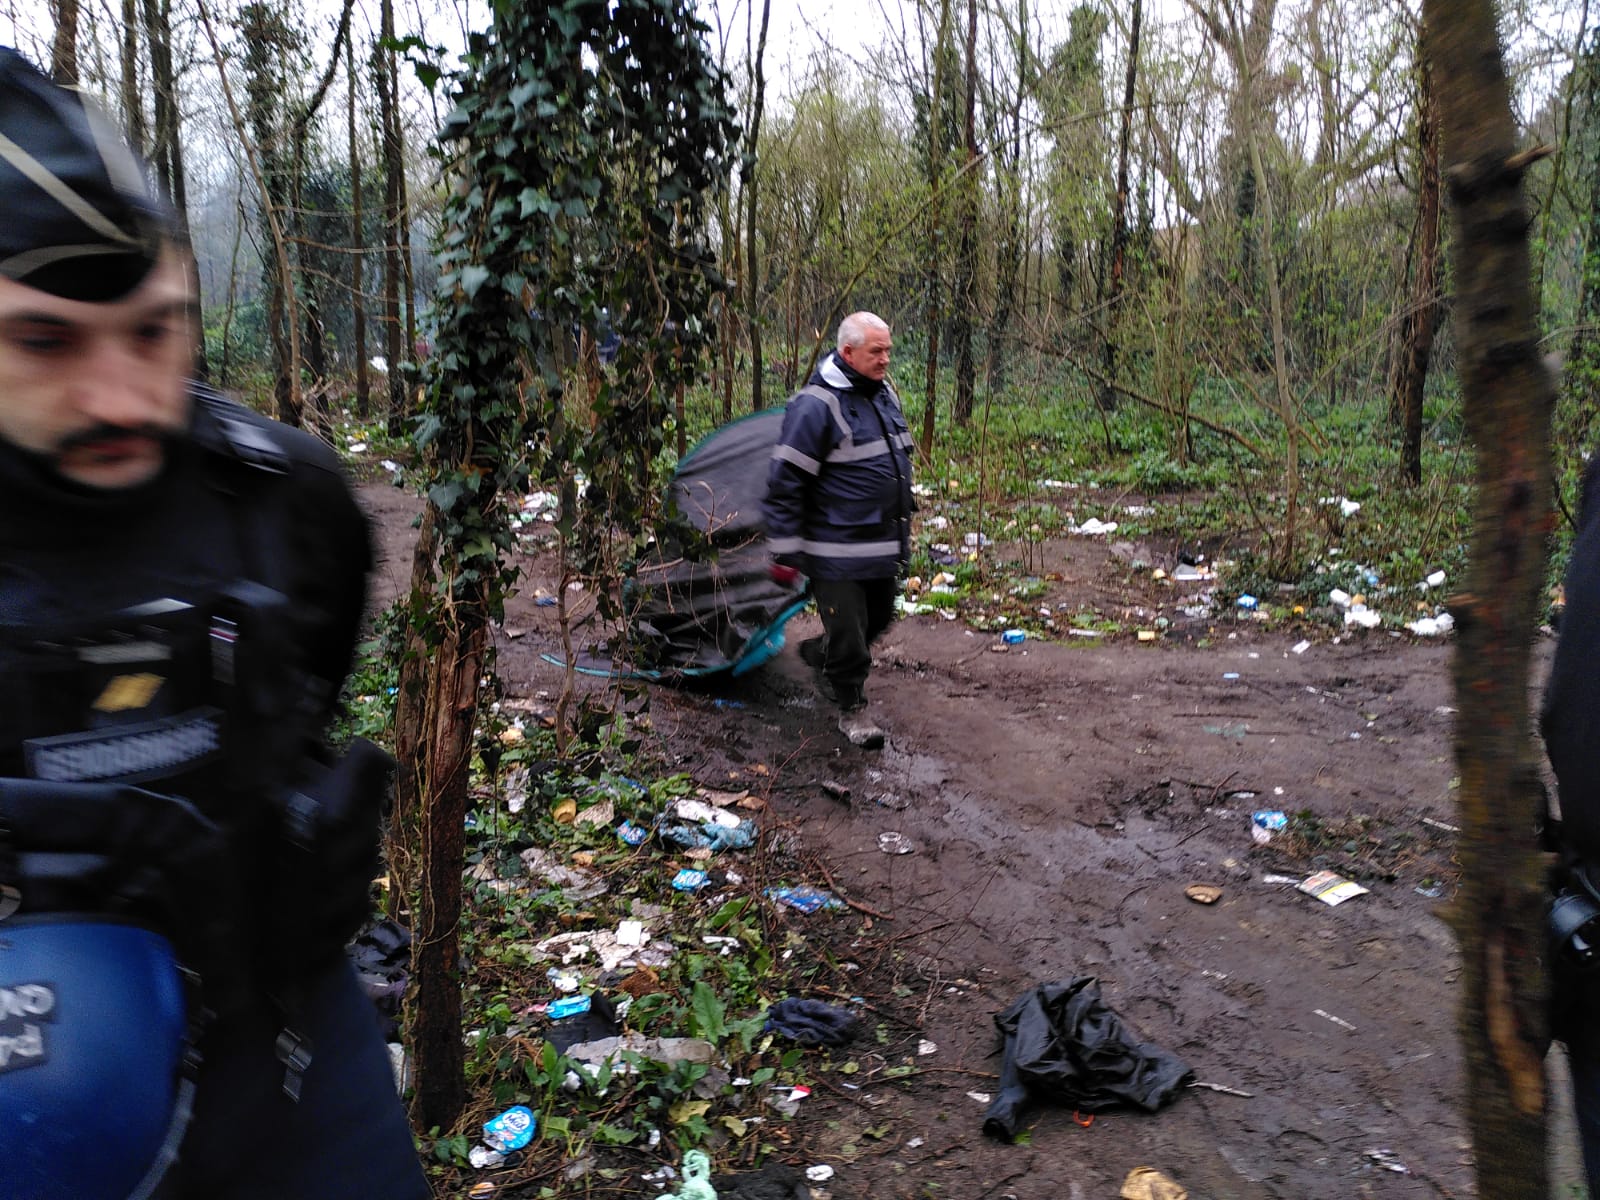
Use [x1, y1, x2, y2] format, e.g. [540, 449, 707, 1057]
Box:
[763, 353, 914, 581]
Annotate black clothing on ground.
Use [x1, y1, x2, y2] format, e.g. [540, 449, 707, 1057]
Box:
[983, 977, 1192, 1141]
[809, 576, 897, 711]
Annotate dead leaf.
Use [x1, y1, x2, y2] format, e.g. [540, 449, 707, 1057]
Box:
[669, 1099, 711, 1125]
[571, 852, 595, 868]
[617, 966, 663, 997]
[719, 1115, 748, 1138]
[697, 787, 749, 807]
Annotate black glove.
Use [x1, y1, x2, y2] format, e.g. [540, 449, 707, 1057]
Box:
[269, 738, 393, 972]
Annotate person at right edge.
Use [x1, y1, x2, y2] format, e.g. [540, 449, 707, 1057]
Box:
[764, 312, 913, 749]
[1542, 453, 1600, 1198]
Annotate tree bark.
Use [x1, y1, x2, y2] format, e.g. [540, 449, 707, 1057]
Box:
[376, 6, 406, 434]
[120, 0, 143, 150]
[950, 0, 978, 426]
[1097, 0, 1141, 412]
[197, 0, 300, 421]
[1427, 0, 1557, 1191]
[349, 31, 369, 417]
[920, 0, 952, 458]
[743, 0, 771, 413]
[1391, 21, 1441, 488]
[50, 0, 79, 84]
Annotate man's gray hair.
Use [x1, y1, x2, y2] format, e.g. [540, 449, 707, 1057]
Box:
[837, 311, 890, 352]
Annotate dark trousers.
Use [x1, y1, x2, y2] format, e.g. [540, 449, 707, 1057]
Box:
[170, 959, 430, 1199]
[1570, 1039, 1600, 1195]
[806, 576, 897, 711]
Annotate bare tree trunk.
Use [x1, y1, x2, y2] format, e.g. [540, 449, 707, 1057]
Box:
[120, 0, 143, 149]
[1098, 0, 1141, 412]
[743, 0, 771, 412]
[349, 31, 369, 417]
[1391, 21, 1441, 487]
[920, 0, 952, 458]
[1428, 0, 1557, 1189]
[196, 0, 301, 421]
[951, 0, 978, 426]
[1239, 22, 1300, 574]
[986, 0, 1026, 397]
[50, 0, 79, 84]
[143, 0, 204, 378]
[376, 8, 406, 434]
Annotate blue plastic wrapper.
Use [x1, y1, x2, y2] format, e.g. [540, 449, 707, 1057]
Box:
[672, 868, 710, 891]
[483, 1105, 538, 1152]
[1252, 810, 1288, 832]
[766, 885, 844, 914]
[547, 995, 593, 1020]
[1001, 629, 1027, 644]
[1236, 594, 1259, 610]
[617, 820, 649, 846]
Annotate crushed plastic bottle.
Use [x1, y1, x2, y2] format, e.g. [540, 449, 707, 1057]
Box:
[483, 1105, 538, 1153]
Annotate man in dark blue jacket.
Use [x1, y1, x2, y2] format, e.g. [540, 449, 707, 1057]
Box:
[764, 312, 913, 748]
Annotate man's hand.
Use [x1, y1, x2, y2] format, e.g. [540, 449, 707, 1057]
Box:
[770, 562, 801, 587]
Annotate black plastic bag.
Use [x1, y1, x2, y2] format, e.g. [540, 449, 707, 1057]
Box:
[983, 976, 1192, 1140]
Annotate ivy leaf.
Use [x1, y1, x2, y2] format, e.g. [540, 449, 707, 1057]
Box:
[459, 265, 494, 298]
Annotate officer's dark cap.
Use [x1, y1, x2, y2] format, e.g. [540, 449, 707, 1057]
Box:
[0, 47, 176, 303]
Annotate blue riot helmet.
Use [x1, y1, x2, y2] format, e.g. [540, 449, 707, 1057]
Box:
[0, 919, 192, 1200]
[0, 780, 232, 1200]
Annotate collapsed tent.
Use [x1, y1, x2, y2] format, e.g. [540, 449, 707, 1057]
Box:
[546, 409, 809, 680]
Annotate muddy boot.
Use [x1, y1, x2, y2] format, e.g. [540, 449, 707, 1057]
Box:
[837, 702, 884, 749]
[800, 637, 837, 702]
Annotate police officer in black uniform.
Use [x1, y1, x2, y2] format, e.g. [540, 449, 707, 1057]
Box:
[0, 49, 429, 1199]
[1543, 454, 1600, 1197]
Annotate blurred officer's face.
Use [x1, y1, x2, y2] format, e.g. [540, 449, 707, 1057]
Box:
[840, 325, 892, 382]
[0, 243, 194, 490]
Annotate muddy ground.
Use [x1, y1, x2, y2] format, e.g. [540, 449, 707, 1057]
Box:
[358, 480, 1585, 1200]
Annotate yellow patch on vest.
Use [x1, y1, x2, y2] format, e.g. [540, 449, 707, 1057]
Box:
[92, 673, 164, 713]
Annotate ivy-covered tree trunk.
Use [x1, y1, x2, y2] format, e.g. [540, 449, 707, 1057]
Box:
[1427, 0, 1557, 1191]
[393, 0, 735, 1135]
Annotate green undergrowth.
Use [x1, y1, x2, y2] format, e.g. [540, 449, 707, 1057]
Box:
[408, 712, 931, 1196]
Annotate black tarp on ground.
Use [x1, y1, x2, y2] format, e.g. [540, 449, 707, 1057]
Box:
[983, 976, 1193, 1140]
[621, 409, 808, 677]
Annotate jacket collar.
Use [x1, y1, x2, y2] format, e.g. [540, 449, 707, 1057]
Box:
[818, 350, 877, 394]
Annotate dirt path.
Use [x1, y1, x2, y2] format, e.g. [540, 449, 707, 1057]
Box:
[357, 482, 1581, 1199]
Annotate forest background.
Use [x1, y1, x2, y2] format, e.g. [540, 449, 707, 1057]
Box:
[11, 0, 1597, 587]
[10, 0, 1600, 1193]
